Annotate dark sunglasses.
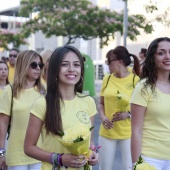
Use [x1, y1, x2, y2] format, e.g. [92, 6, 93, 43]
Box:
[105, 58, 117, 65]
[9, 54, 17, 58]
[30, 62, 44, 69]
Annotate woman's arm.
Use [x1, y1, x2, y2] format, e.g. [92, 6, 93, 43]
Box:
[97, 96, 113, 129]
[24, 113, 87, 168]
[131, 104, 146, 163]
[88, 116, 99, 166]
[0, 113, 10, 169]
[90, 115, 95, 147]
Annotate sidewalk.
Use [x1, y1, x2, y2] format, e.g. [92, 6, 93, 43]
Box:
[95, 80, 102, 97]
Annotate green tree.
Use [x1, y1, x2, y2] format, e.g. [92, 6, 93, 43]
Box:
[0, 29, 27, 50]
[19, 0, 153, 48]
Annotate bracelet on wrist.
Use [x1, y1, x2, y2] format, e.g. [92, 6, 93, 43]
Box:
[50, 152, 67, 169]
[0, 150, 6, 157]
[128, 111, 131, 119]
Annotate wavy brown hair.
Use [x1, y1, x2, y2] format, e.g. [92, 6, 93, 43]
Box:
[45, 45, 84, 136]
[13, 50, 45, 98]
[141, 37, 170, 93]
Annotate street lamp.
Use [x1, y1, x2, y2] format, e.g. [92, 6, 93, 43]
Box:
[123, 0, 128, 47]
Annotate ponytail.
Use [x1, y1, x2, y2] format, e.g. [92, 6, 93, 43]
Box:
[129, 54, 140, 77]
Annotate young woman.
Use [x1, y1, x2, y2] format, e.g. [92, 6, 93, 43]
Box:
[0, 50, 45, 170]
[0, 61, 9, 96]
[0, 61, 9, 170]
[131, 37, 170, 170]
[98, 46, 140, 170]
[24, 45, 99, 170]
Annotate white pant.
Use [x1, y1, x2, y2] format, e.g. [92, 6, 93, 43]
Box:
[98, 136, 132, 170]
[8, 163, 41, 170]
[142, 155, 170, 170]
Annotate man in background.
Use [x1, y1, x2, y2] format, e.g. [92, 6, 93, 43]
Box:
[8, 48, 19, 83]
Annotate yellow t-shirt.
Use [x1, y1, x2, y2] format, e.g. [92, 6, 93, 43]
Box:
[0, 85, 43, 166]
[99, 73, 140, 139]
[7, 63, 15, 83]
[131, 80, 170, 160]
[0, 88, 5, 96]
[31, 94, 97, 170]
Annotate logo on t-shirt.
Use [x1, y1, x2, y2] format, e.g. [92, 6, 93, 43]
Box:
[126, 83, 134, 90]
[76, 111, 90, 124]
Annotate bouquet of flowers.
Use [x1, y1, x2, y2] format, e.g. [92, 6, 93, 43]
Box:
[133, 156, 156, 170]
[114, 90, 129, 113]
[58, 123, 94, 170]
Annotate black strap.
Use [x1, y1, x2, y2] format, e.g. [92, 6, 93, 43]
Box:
[7, 84, 13, 140]
[132, 75, 136, 88]
[106, 74, 136, 89]
[105, 74, 111, 88]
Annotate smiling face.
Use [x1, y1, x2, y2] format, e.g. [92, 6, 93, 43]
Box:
[154, 41, 170, 72]
[59, 51, 81, 87]
[0, 63, 8, 82]
[26, 56, 42, 81]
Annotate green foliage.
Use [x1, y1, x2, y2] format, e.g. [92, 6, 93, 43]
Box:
[73, 135, 84, 143]
[18, 0, 154, 48]
[0, 30, 27, 50]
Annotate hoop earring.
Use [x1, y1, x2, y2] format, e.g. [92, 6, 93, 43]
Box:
[76, 76, 83, 86]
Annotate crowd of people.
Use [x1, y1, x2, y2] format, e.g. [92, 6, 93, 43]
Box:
[0, 36, 170, 170]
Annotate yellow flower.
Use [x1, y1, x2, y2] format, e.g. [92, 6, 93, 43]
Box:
[136, 163, 157, 170]
[61, 123, 90, 143]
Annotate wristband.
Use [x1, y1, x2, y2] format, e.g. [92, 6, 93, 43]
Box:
[50, 152, 55, 164]
[59, 153, 64, 166]
[128, 111, 131, 119]
[0, 150, 5, 157]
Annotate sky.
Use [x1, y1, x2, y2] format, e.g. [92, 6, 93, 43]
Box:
[0, 0, 20, 11]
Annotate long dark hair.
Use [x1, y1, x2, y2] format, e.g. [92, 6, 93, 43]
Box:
[107, 46, 140, 76]
[141, 37, 170, 93]
[45, 45, 84, 136]
[0, 61, 9, 85]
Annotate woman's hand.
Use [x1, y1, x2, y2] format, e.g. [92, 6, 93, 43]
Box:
[61, 153, 87, 168]
[112, 112, 129, 122]
[100, 115, 113, 129]
[88, 151, 99, 166]
[0, 157, 7, 170]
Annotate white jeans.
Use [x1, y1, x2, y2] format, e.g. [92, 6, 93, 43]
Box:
[98, 136, 132, 170]
[142, 155, 170, 170]
[8, 163, 41, 170]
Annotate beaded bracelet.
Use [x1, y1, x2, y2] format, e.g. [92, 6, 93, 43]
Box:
[50, 152, 67, 169]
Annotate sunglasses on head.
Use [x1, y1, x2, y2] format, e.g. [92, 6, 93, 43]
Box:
[30, 62, 44, 69]
[9, 54, 17, 58]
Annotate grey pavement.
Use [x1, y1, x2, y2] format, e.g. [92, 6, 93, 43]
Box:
[92, 81, 123, 170]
